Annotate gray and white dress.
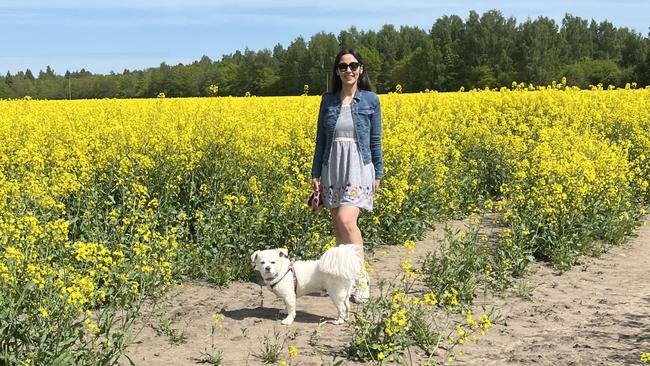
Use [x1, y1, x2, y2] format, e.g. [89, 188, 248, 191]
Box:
[321, 104, 376, 211]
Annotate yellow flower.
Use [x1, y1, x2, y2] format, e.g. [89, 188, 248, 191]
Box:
[403, 240, 415, 252]
[480, 314, 492, 333]
[641, 353, 650, 363]
[212, 313, 224, 328]
[288, 345, 298, 358]
[401, 260, 412, 272]
[423, 292, 438, 306]
[1, 83, 649, 365]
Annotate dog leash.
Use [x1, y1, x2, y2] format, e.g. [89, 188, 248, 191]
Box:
[292, 211, 313, 261]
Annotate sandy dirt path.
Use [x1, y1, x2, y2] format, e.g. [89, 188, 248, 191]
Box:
[123, 216, 649, 365]
[459, 216, 650, 366]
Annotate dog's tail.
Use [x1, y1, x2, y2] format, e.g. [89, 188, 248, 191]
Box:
[317, 244, 363, 280]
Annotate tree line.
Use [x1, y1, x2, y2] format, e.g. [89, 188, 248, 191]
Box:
[2, 10, 649, 99]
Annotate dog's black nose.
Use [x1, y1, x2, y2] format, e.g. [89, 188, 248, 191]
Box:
[265, 266, 271, 271]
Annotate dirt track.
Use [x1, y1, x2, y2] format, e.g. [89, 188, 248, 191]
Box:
[123, 216, 649, 365]
[459, 216, 650, 366]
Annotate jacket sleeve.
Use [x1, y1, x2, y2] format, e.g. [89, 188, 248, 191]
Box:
[370, 93, 384, 179]
[311, 95, 327, 179]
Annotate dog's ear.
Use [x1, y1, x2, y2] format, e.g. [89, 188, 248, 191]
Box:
[250, 251, 259, 266]
[277, 248, 289, 258]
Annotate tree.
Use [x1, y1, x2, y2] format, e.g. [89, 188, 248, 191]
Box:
[515, 17, 565, 84]
[430, 15, 464, 90]
[357, 46, 382, 90]
[248, 49, 280, 95]
[560, 14, 593, 63]
[338, 26, 361, 49]
[358, 29, 378, 50]
[117, 70, 143, 98]
[38, 66, 56, 80]
[24, 69, 35, 81]
[306, 32, 339, 94]
[618, 27, 647, 69]
[563, 59, 623, 87]
[3, 10, 649, 99]
[11, 72, 36, 97]
[272, 44, 286, 65]
[0, 77, 16, 98]
[92, 77, 118, 98]
[637, 41, 650, 84]
[592, 20, 621, 60]
[479, 10, 518, 85]
[391, 43, 438, 92]
[376, 25, 401, 92]
[145, 62, 182, 97]
[397, 25, 429, 60]
[277, 37, 309, 95]
[457, 10, 518, 88]
[460, 10, 483, 68]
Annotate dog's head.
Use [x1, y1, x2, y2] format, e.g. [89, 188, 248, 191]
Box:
[250, 248, 290, 280]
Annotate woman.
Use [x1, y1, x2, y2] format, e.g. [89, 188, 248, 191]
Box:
[310, 49, 384, 303]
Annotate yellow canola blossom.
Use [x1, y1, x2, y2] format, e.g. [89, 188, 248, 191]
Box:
[0, 86, 648, 363]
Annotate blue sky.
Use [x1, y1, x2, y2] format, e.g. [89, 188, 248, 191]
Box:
[1, 0, 648, 75]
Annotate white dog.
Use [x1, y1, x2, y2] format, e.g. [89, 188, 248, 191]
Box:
[251, 245, 362, 325]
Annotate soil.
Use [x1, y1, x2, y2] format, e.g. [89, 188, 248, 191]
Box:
[123, 215, 649, 365]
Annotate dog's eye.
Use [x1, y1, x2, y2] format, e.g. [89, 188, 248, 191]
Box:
[260, 261, 265, 265]
[271, 261, 276, 264]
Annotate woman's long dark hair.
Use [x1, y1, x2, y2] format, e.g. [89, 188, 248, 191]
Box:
[329, 48, 372, 93]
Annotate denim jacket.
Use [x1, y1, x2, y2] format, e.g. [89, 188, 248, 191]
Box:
[311, 89, 384, 180]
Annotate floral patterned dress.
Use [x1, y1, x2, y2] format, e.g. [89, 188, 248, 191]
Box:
[321, 104, 375, 211]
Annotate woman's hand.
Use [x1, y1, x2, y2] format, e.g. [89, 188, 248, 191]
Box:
[311, 178, 320, 192]
[374, 179, 381, 192]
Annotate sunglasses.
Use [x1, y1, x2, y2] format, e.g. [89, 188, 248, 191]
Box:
[336, 62, 361, 72]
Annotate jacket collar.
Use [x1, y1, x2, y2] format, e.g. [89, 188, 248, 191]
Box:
[333, 88, 362, 105]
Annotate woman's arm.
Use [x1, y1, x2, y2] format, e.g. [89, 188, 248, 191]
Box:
[370, 94, 384, 181]
[311, 94, 328, 183]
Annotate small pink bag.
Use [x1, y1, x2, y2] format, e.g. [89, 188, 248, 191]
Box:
[308, 191, 323, 213]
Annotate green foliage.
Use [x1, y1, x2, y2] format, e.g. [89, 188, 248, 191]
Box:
[348, 270, 493, 364]
[563, 59, 628, 87]
[0, 278, 149, 366]
[2, 11, 649, 100]
[423, 225, 496, 305]
[422, 217, 522, 306]
[258, 329, 286, 364]
[197, 350, 223, 366]
[152, 311, 188, 344]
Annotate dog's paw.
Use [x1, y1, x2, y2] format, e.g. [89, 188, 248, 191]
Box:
[333, 318, 346, 325]
[278, 309, 288, 316]
[281, 317, 294, 325]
